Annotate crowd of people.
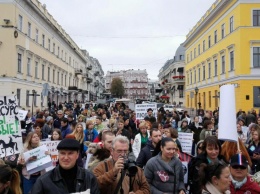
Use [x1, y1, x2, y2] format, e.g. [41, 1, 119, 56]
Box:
[1, 101, 260, 194]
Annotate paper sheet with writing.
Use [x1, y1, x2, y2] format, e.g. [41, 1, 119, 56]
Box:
[23, 145, 52, 174]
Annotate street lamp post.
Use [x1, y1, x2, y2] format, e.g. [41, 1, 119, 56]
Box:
[195, 87, 199, 116]
[27, 89, 40, 115]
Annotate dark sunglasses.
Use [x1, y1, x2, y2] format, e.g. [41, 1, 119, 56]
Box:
[231, 165, 246, 170]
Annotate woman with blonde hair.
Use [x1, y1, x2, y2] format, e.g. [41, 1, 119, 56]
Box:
[0, 164, 22, 194]
[17, 132, 45, 194]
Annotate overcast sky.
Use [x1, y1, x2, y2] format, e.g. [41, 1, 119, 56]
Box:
[39, 0, 216, 80]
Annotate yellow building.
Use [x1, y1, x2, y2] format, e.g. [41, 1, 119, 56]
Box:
[0, 0, 107, 110]
[183, 0, 260, 112]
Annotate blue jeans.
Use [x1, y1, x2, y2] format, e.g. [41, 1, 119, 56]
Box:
[23, 175, 39, 194]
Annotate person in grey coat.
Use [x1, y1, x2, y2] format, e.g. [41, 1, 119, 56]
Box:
[144, 137, 186, 194]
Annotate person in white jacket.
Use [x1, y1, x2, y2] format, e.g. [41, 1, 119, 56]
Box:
[132, 121, 150, 160]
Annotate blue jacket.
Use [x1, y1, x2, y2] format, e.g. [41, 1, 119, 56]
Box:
[84, 129, 98, 151]
[61, 124, 71, 139]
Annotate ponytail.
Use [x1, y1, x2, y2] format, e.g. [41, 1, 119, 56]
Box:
[10, 169, 22, 194]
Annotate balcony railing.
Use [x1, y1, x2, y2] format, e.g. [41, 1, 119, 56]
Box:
[172, 75, 185, 79]
[87, 65, 92, 70]
[82, 73, 88, 78]
[75, 69, 83, 75]
[87, 77, 93, 83]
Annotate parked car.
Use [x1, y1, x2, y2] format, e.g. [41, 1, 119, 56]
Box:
[176, 108, 184, 115]
[163, 104, 175, 112]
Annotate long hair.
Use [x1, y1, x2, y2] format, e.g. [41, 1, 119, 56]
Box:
[221, 139, 252, 167]
[71, 123, 85, 143]
[0, 164, 22, 194]
[23, 132, 40, 150]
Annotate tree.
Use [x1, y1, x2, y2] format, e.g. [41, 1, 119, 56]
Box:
[110, 77, 125, 98]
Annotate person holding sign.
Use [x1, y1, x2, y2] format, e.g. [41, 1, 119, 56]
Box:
[17, 132, 46, 194]
[31, 138, 100, 194]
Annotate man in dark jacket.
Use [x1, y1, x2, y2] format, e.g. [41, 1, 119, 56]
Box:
[60, 118, 72, 139]
[31, 138, 100, 194]
[136, 128, 162, 168]
[53, 110, 64, 129]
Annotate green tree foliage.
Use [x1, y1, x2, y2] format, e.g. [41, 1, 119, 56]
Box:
[110, 77, 125, 98]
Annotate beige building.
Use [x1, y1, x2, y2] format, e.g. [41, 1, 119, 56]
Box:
[105, 69, 149, 99]
[0, 0, 102, 110]
[158, 44, 186, 106]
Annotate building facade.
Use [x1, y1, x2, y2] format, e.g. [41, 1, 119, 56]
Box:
[148, 79, 160, 101]
[105, 69, 149, 99]
[158, 44, 185, 105]
[0, 0, 103, 110]
[183, 0, 260, 111]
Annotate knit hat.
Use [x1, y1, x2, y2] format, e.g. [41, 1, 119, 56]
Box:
[57, 138, 80, 151]
[46, 116, 53, 123]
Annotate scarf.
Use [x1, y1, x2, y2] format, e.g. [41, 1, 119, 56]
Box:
[205, 182, 231, 194]
[87, 129, 93, 141]
[231, 176, 247, 189]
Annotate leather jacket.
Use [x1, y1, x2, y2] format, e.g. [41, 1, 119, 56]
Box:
[31, 165, 100, 194]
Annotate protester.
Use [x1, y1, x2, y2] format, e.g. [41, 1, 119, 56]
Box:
[199, 161, 231, 194]
[0, 164, 22, 194]
[33, 123, 48, 140]
[60, 118, 72, 139]
[136, 128, 162, 168]
[53, 110, 64, 129]
[42, 116, 53, 135]
[17, 132, 46, 194]
[101, 130, 115, 152]
[31, 138, 100, 194]
[114, 119, 131, 141]
[93, 135, 150, 194]
[50, 128, 62, 141]
[144, 108, 156, 124]
[199, 120, 215, 140]
[188, 136, 227, 194]
[95, 116, 105, 133]
[229, 154, 260, 194]
[164, 127, 182, 152]
[144, 137, 186, 194]
[132, 121, 150, 159]
[247, 128, 260, 174]
[84, 120, 99, 143]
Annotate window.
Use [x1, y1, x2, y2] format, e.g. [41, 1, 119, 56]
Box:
[61, 73, 63, 86]
[35, 29, 39, 43]
[230, 51, 234, 70]
[18, 53, 22, 73]
[42, 64, 44, 80]
[209, 91, 211, 108]
[221, 56, 225, 74]
[203, 40, 205, 52]
[203, 66, 205, 80]
[35, 61, 38, 78]
[65, 75, 67, 86]
[26, 90, 29, 106]
[53, 69, 55, 83]
[69, 76, 71, 86]
[187, 54, 189, 62]
[253, 47, 260, 67]
[208, 36, 211, 48]
[57, 72, 60, 85]
[253, 10, 260, 26]
[190, 51, 193, 60]
[214, 30, 217, 44]
[48, 67, 50, 81]
[230, 16, 234, 33]
[198, 44, 200, 55]
[198, 68, 201, 82]
[34, 91, 37, 106]
[57, 47, 60, 57]
[65, 52, 67, 62]
[42, 34, 45, 47]
[61, 50, 63, 60]
[48, 39, 51, 50]
[214, 59, 218, 76]
[27, 58, 31, 76]
[194, 69, 196, 83]
[190, 72, 192, 84]
[194, 48, 196, 58]
[28, 22, 31, 37]
[53, 43, 55, 54]
[18, 15, 23, 31]
[17, 89, 21, 107]
[208, 63, 211, 78]
[221, 24, 225, 38]
[69, 57, 71, 65]
[180, 55, 184, 60]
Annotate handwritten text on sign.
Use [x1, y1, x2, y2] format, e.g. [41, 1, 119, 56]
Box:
[178, 132, 193, 155]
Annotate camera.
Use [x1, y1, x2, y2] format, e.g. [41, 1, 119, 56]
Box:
[123, 157, 138, 176]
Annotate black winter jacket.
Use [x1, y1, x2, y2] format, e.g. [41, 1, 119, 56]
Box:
[31, 165, 100, 194]
[136, 140, 155, 168]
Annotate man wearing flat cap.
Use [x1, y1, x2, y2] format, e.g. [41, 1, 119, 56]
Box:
[230, 154, 260, 194]
[31, 138, 100, 194]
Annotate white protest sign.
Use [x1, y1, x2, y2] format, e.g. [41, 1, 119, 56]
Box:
[84, 153, 93, 169]
[40, 140, 60, 170]
[135, 104, 157, 120]
[17, 110, 28, 121]
[218, 85, 238, 142]
[178, 132, 193, 154]
[0, 95, 23, 158]
[23, 145, 52, 175]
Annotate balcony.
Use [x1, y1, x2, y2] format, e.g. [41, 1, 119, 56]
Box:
[87, 77, 93, 83]
[75, 69, 83, 75]
[82, 73, 88, 78]
[172, 75, 185, 82]
[68, 86, 78, 91]
[87, 65, 92, 70]
[94, 71, 100, 76]
[94, 81, 99, 87]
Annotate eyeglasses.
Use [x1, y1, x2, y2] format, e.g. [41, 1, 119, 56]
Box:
[113, 149, 129, 154]
[231, 165, 247, 170]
